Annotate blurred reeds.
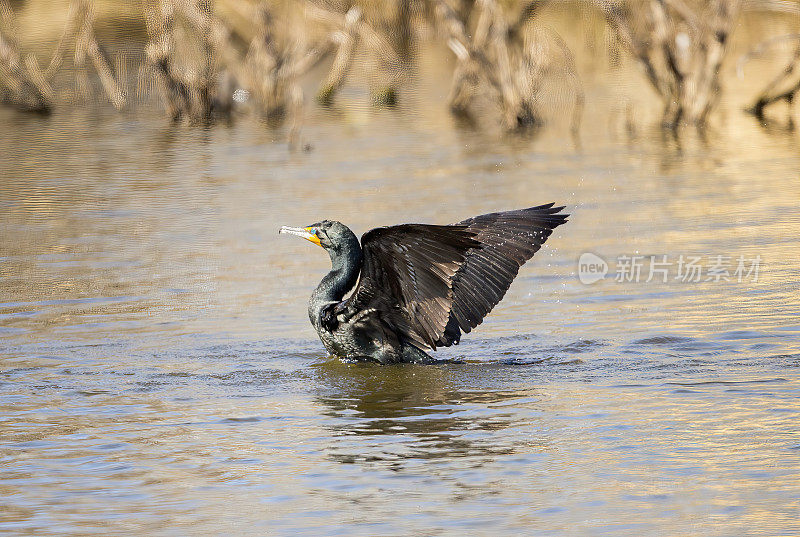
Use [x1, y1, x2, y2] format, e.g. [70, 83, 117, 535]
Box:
[2, 0, 800, 143]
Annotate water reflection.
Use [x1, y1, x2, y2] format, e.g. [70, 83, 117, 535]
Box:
[312, 360, 550, 466]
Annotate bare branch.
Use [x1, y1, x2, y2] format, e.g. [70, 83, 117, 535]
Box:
[0, 24, 53, 112]
[317, 7, 361, 105]
[746, 43, 800, 119]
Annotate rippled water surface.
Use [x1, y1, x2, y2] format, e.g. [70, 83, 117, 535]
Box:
[3, 49, 800, 534]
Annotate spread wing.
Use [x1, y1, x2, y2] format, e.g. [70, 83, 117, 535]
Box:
[346, 204, 568, 350]
[436, 203, 568, 346]
[345, 224, 481, 349]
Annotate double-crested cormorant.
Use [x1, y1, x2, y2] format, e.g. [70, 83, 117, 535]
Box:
[280, 204, 568, 363]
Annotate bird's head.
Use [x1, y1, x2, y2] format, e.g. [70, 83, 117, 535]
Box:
[279, 220, 359, 256]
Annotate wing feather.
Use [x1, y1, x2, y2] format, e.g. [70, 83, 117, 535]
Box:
[347, 224, 480, 349]
[346, 205, 568, 351]
[437, 203, 569, 346]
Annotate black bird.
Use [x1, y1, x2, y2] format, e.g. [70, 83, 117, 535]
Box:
[280, 204, 568, 363]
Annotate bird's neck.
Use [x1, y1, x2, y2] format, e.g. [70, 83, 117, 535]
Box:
[308, 245, 362, 326]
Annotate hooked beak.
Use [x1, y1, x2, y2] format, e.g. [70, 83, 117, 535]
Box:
[279, 226, 322, 247]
